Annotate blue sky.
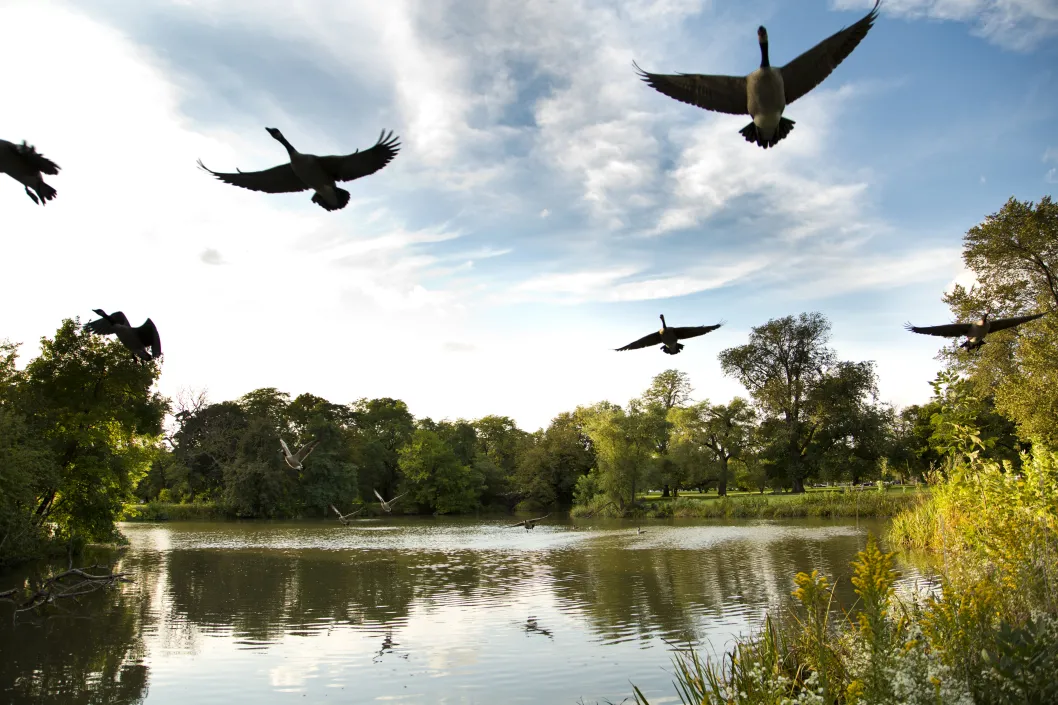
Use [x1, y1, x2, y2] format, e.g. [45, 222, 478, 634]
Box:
[2, 0, 1056, 431]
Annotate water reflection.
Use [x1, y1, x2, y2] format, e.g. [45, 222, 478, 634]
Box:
[0, 518, 927, 704]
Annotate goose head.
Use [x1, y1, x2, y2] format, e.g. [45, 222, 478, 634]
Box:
[265, 127, 294, 150]
[757, 26, 770, 68]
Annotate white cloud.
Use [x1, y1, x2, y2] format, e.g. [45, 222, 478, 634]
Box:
[200, 248, 226, 265]
[1048, 168, 1057, 184]
[834, 0, 1058, 50]
[1043, 147, 1058, 162]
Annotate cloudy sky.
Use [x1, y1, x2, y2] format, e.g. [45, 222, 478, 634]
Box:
[2, 0, 1056, 431]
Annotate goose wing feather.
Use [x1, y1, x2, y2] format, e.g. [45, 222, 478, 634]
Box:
[904, 322, 972, 338]
[633, 61, 748, 115]
[986, 312, 1047, 333]
[13, 141, 60, 175]
[616, 330, 664, 351]
[135, 318, 162, 358]
[197, 159, 307, 194]
[780, 0, 881, 105]
[316, 130, 401, 183]
[671, 323, 722, 340]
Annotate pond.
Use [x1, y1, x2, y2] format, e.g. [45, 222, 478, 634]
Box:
[0, 517, 932, 704]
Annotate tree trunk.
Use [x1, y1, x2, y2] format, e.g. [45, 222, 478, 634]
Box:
[672, 486, 678, 498]
[791, 475, 806, 494]
[717, 457, 729, 497]
[661, 484, 670, 498]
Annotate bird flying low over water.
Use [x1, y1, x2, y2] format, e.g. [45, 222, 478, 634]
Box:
[634, 0, 880, 149]
[1, 139, 60, 205]
[84, 310, 162, 361]
[198, 128, 400, 211]
[905, 312, 1047, 351]
[616, 315, 723, 355]
[374, 489, 408, 513]
[280, 438, 320, 470]
[509, 514, 550, 532]
[330, 504, 364, 525]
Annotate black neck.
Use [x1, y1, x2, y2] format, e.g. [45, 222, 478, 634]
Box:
[760, 41, 770, 68]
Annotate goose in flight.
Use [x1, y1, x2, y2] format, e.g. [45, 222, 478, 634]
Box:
[508, 514, 550, 532]
[634, 0, 880, 149]
[1, 139, 60, 205]
[905, 312, 1047, 351]
[374, 489, 408, 513]
[280, 439, 319, 470]
[330, 503, 364, 525]
[616, 315, 722, 355]
[198, 128, 400, 211]
[83, 310, 162, 361]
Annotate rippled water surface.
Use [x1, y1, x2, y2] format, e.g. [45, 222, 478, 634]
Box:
[0, 517, 929, 704]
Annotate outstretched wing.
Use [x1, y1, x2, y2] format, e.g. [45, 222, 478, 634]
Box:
[135, 318, 162, 359]
[373, 488, 386, 504]
[671, 323, 722, 340]
[780, 0, 881, 105]
[197, 159, 307, 194]
[389, 491, 408, 505]
[633, 61, 748, 115]
[295, 440, 320, 462]
[280, 439, 293, 458]
[528, 514, 550, 523]
[616, 330, 663, 351]
[507, 520, 527, 528]
[987, 312, 1047, 333]
[904, 322, 971, 338]
[317, 130, 401, 183]
[14, 141, 61, 175]
[85, 309, 130, 335]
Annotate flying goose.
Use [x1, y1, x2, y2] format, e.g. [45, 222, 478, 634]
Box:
[330, 503, 364, 525]
[508, 514, 550, 532]
[905, 312, 1047, 351]
[634, 0, 880, 149]
[1, 139, 60, 205]
[198, 128, 400, 211]
[373, 489, 408, 513]
[616, 315, 722, 355]
[279, 439, 319, 470]
[83, 310, 162, 361]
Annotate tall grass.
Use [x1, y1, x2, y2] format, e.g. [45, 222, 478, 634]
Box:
[630, 445, 1058, 704]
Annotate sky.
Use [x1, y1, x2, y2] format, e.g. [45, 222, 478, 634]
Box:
[2, 0, 1056, 432]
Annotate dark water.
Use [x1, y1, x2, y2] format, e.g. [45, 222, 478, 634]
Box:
[0, 517, 931, 704]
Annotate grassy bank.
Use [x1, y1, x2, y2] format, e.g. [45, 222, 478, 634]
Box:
[573, 487, 927, 520]
[630, 447, 1058, 704]
[120, 501, 227, 522]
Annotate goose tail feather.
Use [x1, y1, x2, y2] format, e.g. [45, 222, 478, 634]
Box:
[740, 117, 795, 149]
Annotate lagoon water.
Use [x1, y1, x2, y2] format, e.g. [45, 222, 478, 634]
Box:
[0, 517, 931, 704]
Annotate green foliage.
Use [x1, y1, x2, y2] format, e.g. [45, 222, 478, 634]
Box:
[942, 195, 1058, 447]
[398, 429, 483, 514]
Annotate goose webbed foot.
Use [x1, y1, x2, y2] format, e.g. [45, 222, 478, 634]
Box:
[25, 187, 40, 205]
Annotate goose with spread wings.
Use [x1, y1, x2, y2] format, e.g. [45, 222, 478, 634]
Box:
[83, 310, 162, 361]
[280, 439, 319, 470]
[1, 139, 60, 205]
[374, 489, 408, 513]
[198, 128, 400, 211]
[330, 504, 365, 525]
[508, 514, 550, 532]
[905, 312, 1047, 351]
[634, 0, 880, 148]
[616, 315, 722, 355]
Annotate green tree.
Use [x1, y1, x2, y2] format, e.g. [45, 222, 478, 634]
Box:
[719, 312, 836, 493]
[398, 429, 483, 514]
[805, 361, 887, 485]
[942, 195, 1058, 446]
[513, 412, 595, 509]
[698, 398, 757, 496]
[639, 370, 691, 497]
[579, 400, 663, 508]
[473, 415, 529, 506]
[351, 398, 414, 503]
[17, 320, 167, 542]
[223, 417, 297, 517]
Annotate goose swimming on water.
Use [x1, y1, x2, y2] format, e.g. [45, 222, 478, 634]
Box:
[905, 311, 1047, 351]
[616, 315, 722, 355]
[198, 128, 400, 211]
[634, 0, 880, 149]
[1, 139, 60, 205]
[83, 310, 162, 361]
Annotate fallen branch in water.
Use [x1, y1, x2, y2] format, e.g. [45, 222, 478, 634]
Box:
[0, 564, 132, 616]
